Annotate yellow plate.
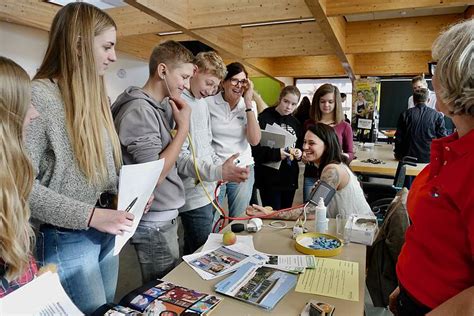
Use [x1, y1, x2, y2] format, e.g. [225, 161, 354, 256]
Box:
[295, 232, 343, 257]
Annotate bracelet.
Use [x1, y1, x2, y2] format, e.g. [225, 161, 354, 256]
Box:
[245, 108, 253, 112]
[88, 207, 95, 227]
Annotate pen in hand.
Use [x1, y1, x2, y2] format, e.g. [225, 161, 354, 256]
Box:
[124, 197, 138, 213]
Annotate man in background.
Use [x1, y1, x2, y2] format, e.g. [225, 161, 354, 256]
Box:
[395, 88, 447, 163]
[407, 75, 437, 110]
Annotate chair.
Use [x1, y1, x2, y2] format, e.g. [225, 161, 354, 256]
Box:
[362, 156, 417, 209]
[366, 188, 410, 307]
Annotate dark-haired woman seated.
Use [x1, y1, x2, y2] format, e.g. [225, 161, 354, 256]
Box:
[303, 123, 373, 218]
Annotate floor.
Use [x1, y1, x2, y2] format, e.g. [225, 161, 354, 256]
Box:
[114, 163, 306, 301]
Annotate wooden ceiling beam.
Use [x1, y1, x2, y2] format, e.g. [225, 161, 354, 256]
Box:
[0, 0, 57, 31]
[107, 6, 175, 37]
[354, 51, 433, 76]
[187, 0, 312, 29]
[304, 0, 356, 80]
[271, 55, 346, 77]
[346, 14, 462, 54]
[126, 0, 280, 81]
[326, 0, 470, 16]
[244, 58, 275, 77]
[242, 22, 333, 58]
[117, 33, 195, 61]
[243, 51, 435, 78]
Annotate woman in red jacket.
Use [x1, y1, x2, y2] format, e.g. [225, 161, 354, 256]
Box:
[389, 19, 474, 315]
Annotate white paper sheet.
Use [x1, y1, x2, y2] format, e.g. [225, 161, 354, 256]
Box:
[0, 272, 83, 315]
[114, 159, 165, 255]
[201, 233, 255, 252]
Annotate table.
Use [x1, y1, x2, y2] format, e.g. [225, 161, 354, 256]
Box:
[163, 219, 366, 315]
[350, 143, 427, 177]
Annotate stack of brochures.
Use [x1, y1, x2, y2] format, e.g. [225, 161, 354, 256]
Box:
[93, 279, 223, 315]
[260, 123, 298, 170]
[214, 262, 298, 310]
[183, 244, 268, 280]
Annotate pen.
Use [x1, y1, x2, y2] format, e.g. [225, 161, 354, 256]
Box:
[124, 197, 138, 212]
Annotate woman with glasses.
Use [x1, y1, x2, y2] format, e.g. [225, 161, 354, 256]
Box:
[206, 62, 261, 218]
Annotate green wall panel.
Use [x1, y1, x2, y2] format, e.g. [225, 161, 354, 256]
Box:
[250, 77, 283, 107]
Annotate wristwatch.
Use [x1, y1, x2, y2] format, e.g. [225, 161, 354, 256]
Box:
[245, 108, 253, 112]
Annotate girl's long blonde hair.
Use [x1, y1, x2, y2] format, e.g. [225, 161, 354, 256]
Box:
[0, 56, 34, 281]
[34, 2, 121, 184]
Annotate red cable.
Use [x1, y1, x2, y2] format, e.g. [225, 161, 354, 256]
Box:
[212, 181, 306, 232]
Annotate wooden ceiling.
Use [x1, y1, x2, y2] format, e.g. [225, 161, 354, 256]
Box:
[1, 0, 472, 81]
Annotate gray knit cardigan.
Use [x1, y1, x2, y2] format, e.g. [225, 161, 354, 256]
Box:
[25, 79, 118, 229]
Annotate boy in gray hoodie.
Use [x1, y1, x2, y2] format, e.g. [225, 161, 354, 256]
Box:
[111, 41, 194, 283]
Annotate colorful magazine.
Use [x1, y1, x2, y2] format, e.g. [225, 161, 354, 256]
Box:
[93, 279, 222, 315]
[214, 262, 297, 310]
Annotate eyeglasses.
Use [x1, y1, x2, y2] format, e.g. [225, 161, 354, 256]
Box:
[229, 78, 247, 86]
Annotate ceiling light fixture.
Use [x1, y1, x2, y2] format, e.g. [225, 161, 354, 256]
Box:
[157, 31, 184, 36]
[241, 18, 315, 28]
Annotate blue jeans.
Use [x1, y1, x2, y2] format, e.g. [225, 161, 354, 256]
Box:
[131, 219, 179, 283]
[180, 203, 215, 255]
[218, 165, 254, 218]
[303, 176, 317, 202]
[37, 226, 118, 315]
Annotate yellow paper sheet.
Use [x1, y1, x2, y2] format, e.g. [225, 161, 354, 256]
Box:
[295, 257, 359, 301]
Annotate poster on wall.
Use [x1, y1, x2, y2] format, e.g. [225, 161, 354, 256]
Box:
[352, 78, 381, 142]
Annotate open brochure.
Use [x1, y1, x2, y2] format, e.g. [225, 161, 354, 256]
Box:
[183, 244, 268, 280]
[93, 279, 222, 316]
[214, 262, 297, 310]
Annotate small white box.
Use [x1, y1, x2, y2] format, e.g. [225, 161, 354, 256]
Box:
[346, 215, 378, 246]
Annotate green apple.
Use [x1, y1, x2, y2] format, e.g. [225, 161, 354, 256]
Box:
[222, 231, 237, 245]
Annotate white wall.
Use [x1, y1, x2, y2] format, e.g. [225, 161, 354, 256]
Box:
[0, 21, 148, 102]
[105, 54, 148, 102]
[276, 77, 294, 87]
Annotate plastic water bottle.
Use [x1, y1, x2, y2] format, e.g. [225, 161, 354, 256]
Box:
[315, 197, 328, 233]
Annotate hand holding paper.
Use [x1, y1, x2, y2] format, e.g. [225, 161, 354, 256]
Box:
[89, 207, 134, 235]
[114, 159, 165, 255]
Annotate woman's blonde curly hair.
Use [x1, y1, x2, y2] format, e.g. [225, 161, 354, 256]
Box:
[0, 56, 35, 281]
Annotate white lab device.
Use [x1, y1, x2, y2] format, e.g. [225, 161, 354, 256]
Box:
[247, 218, 263, 232]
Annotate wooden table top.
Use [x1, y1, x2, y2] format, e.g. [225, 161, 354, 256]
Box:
[163, 219, 366, 316]
[350, 143, 427, 177]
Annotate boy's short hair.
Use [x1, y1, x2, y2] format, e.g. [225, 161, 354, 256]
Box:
[193, 51, 227, 80]
[413, 88, 429, 104]
[411, 75, 427, 85]
[149, 40, 194, 76]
